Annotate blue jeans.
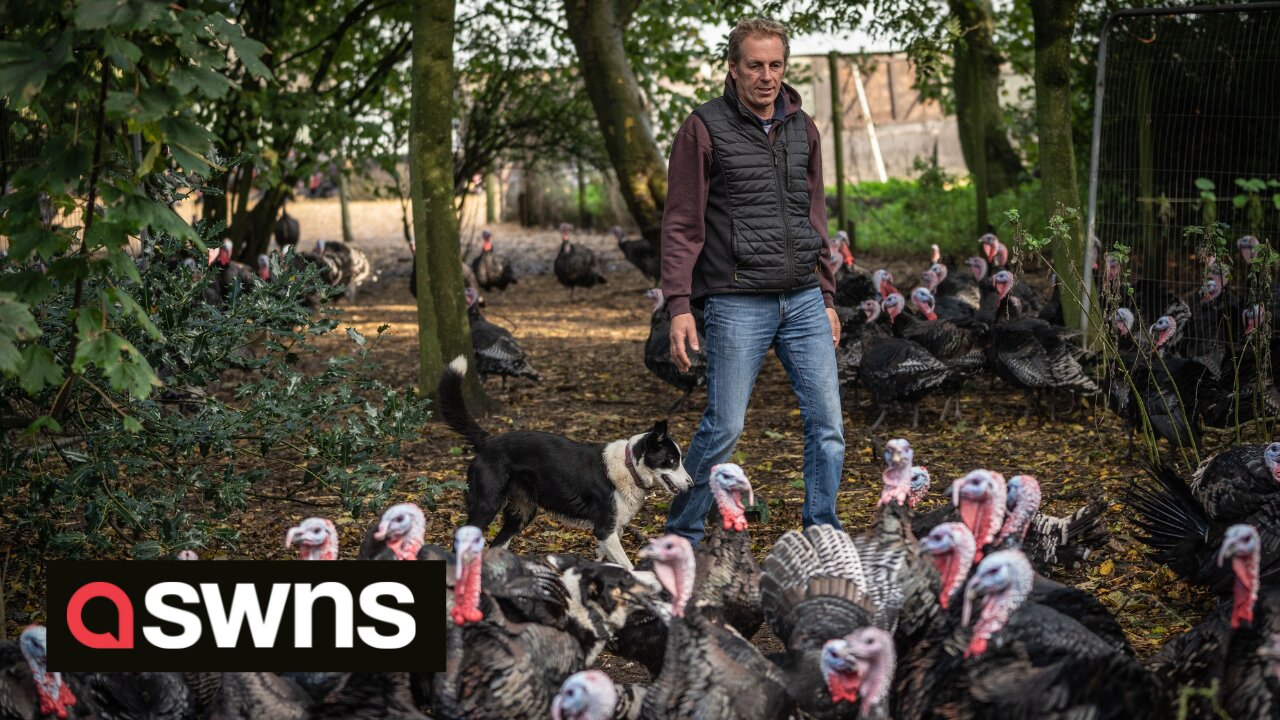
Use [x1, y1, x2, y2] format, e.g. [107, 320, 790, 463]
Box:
[665, 287, 845, 545]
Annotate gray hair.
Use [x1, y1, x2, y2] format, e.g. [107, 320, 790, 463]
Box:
[727, 17, 790, 65]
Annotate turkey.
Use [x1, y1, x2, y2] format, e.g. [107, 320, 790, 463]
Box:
[552, 670, 646, 720]
[1118, 315, 1219, 451]
[1127, 443, 1280, 592]
[835, 300, 880, 393]
[895, 550, 1168, 720]
[988, 274, 1097, 420]
[853, 438, 941, 650]
[1204, 304, 1280, 427]
[637, 534, 795, 720]
[913, 276, 975, 324]
[191, 671, 313, 719]
[358, 502, 433, 561]
[760, 523, 896, 719]
[978, 232, 1009, 270]
[1184, 271, 1234, 380]
[997, 474, 1109, 571]
[66, 669, 195, 720]
[555, 223, 607, 300]
[1149, 524, 1280, 719]
[465, 287, 542, 385]
[314, 239, 375, 301]
[921, 262, 980, 314]
[275, 204, 300, 249]
[900, 287, 985, 421]
[309, 672, 428, 720]
[833, 267, 876, 308]
[913, 470, 1108, 574]
[0, 626, 82, 719]
[285, 517, 339, 560]
[614, 226, 660, 283]
[471, 230, 517, 292]
[1100, 254, 1189, 336]
[208, 239, 259, 303]
[694, 463, 763, 639]
[859, 295, 956, 429]
[432, 526, 596, 719]
[643, 289, 706, 411]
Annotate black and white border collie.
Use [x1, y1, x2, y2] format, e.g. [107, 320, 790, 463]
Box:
[437, 356, 692, 569]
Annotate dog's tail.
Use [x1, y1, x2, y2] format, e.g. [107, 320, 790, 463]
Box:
[437, 355, 490, 449]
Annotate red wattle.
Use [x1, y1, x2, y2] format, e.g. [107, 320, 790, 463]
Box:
[826, 671, 861, 705]
[965, 635, 988, 658]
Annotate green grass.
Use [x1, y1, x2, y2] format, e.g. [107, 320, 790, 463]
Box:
[827, 175, 1046, 259]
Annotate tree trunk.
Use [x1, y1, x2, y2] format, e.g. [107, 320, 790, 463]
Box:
[411, 0, 483, 403]
[1032, 0, 1085, 328]
[949, 0, 1025, 205]
[339, 147, 355, 245]
[563, 0, 666, 256]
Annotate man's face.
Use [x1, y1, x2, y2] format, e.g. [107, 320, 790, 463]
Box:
[729, 34, 786, 119]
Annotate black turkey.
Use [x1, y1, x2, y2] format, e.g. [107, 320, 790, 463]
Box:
[1204, 304, 1280, 428]
[1117, 315, 1220, 452]
[693, 463, 763, 639]
[637, 534, 795, 720]
[1149, 524, 1280, 719]
[899, 287, 985, 421]
[275, 205, 300, 249]
[1127, 443, 1280, 592]
[859, 295, 956, 429]
[855, 438, 942, 650]
[895, 550, 1168, 720]
[921, 262, 980, 314]
[643, 289, 706, 411]
[471, 231, 517, 292]
[465, 287, 541, 385]
[555, 224, 607, 300]
[614, 226, 660, 283]
[209, 239, 259, 303]
[760, 523, 896, 719]
[431, 526, 597, 719]
[1, 626, 83, 718]
[987, 274, 1097, 420]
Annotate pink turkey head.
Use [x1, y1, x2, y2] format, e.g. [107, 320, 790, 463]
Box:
[921, 522, 976, 609]
[1217, 524, 1261, 629]
[821, 627, 896, 717]
[552, 670, 618, 720]
[285, 517, 338, 561]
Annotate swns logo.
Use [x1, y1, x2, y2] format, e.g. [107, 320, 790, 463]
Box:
[47, 561, 444, 672]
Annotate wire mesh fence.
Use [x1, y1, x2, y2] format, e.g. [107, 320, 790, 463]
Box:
[1085, 3, 1280, 449]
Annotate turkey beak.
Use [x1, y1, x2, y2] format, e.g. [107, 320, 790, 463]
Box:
[1216, 539, 1236, 568]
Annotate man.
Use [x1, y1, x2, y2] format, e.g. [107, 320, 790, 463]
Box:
[661, 17, 844, 545]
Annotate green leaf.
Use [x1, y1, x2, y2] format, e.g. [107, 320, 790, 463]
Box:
[23, 415, 63, 434]
[102, 35, 142, 70]
[0, 293, 41, 374]
[0, 41, 55, 105]
[137, 139, 162, 176]
[133, 540, 162, 559]
[122, 416, 143, 433]
[169, 65, 234, 100]
[1194, 178, 1216, 192]
[18, 344, 63, 395]
[106, 288, 164, 341]
[1233, 195, 1248, 209]
[209, 15, 273, 81]
[346, 327, 367, 347]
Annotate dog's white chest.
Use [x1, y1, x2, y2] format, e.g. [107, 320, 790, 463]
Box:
[613, 484, 647, 526]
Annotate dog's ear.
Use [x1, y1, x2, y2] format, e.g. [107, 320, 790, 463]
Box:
[652, 420, 669, 439]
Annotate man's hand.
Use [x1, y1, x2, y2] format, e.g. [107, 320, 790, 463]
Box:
[670, 313, 699, 372]
[826, 307, 841, 347]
